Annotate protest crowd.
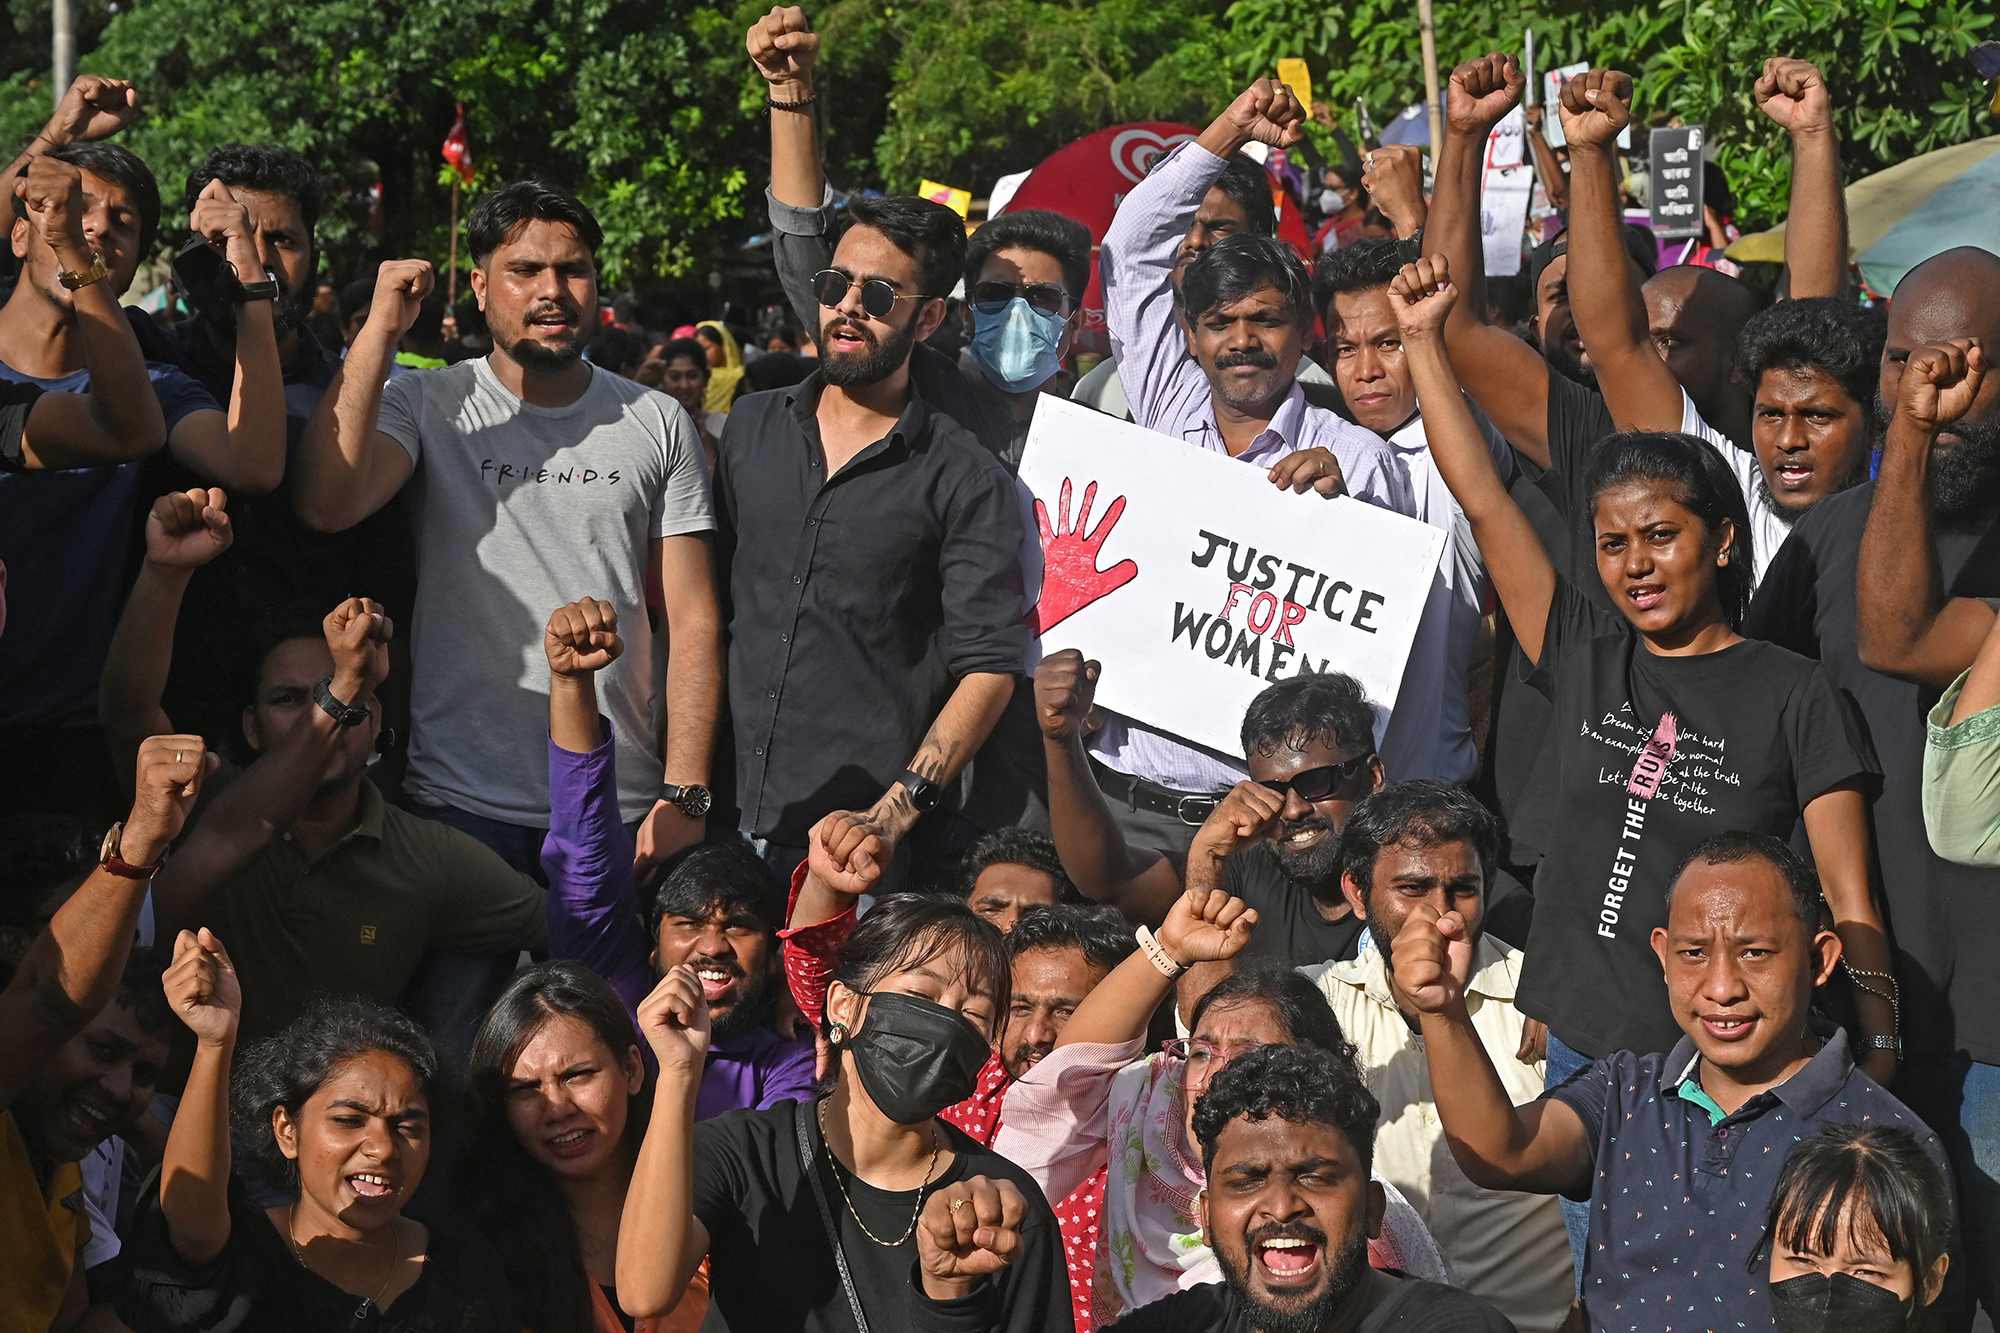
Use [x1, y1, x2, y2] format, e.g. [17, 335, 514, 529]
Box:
[5, 6, 2000, 1332]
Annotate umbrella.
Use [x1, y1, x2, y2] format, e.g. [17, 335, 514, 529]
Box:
[1725, 134, 2000, 294]
[1378, 103, 1431, 146]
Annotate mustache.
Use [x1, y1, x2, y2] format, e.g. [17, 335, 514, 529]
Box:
[525, 302, 580, 326]
[688, 953, 744, 979]
[821, 316, 878, 350]
[1215, 348, 1279, 371]
[1246, 1220, 1328, 1247]
[1276, 813, 1336, 841]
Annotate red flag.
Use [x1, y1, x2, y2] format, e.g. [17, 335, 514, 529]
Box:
[442, 103, 474, 186]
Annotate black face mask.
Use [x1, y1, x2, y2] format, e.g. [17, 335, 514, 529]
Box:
[1769, 1270, 1914, 1333]
[845, 991, 991, 1125]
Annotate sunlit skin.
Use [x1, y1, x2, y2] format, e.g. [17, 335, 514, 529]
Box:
[1186, 286, 1312, 418]
[1343, 839, 1485, 1010]
[1247, 734, 1385, 908]
[1752, 366, 1872, 511]
[816, 225, 944, 369]
[1592, 480, 1740, 655]
[1881, 260, 2000, 454]
[204, 186, 314, 340]
[469, 218, 596, 383]
[1173, 186, 1254, 287]
[268, 1050, 431, 1238]
[242, 637, 380, 795]
[653, 903, 774, 1024]
[1649, 858, 1841, 1101]
[1176, 999, 1291, 1148]
[1329, 287, 1417, 436]
[1001, 946, 1108, 1079]
[1769, 1200, 1949, 1307]
[659, 353, 708, 416]
[8, 166, 145, 304]
[966, 863, 1063, 934]
[1198, 1115, 1388, 1318]
[14, 1002, 170, 1163]
[503, 1013, 644, 1181]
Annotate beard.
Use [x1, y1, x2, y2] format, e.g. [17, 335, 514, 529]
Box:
[1874, 392, 2000, 526]
[1542, 334, 1596, 388]
[1269, 814, 1343, 894]
[1754, 472, 1805, 529]
[706, 961, 773, 1041]
[820, 314, 918, 388]
[501, 300, 586, 372]
[1219, 1218, 1371, 1333]
[196, 278, 312, 342]
[1209, 347, 1285, 411]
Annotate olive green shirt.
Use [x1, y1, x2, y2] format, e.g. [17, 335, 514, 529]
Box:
[1924, 669, 2000, 867]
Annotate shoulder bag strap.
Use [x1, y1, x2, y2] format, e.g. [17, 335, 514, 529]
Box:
[795, 1098, 873, 1333]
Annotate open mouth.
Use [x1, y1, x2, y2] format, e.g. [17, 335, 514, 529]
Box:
[1701, 1013, 1756, 1042]
[1771, 458, 1815, 492]
[60, 1099, 114, 1142]
[695, 964, 739, 1003]
[1625, 583, 1665, 613]
[548, 1127, 596, 1160]
[1255, 1235, 1325, 1286]
[347, 1172, 395, 1200]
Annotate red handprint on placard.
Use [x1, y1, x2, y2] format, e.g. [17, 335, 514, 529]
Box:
[1028, 478, 1139, 635]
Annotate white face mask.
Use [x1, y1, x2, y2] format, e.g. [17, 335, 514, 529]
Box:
[1320, 188, 1347, 213]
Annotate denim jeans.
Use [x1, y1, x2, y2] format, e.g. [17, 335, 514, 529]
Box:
[1892, 1055, 2000, 1333]
[1544, 1031, 1594, 1291]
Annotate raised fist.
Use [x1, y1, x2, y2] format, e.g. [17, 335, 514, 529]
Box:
[41, 76, 140, 147]
[13, 156, 88, 260]
[1388, 903, 1475, 1016]
[1154, 886, 1258, 966]
[144, 488, 232, 570]
[1360, 143, 1426, 238]
[1556, 68, 1633, 151]
[1753, 58, 1832, 137]
[125, 735, 218, 867]
[164, 928, 241, 1048]
[1190, 782, 1285, 865]
[324, 597, 393, 698]
[805, 809, 890, 900]
[747, 6, 818, 95]
[917, 1176, 1030, 1299]
[189, 178, 261, 278]
[1446, 54, 1524, 135]
[637, 964, 711, 1076]
[1895, 339, 1987, 437]
[1033, 648, 1100, 743]
[1387, 255, 1459, 339]
[1216, 78, 1306, 152]
[367, 260, 435, 342]
[545, 597, 624, 677]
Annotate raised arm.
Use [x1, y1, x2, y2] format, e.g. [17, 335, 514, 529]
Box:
[1396, 904, 1592, 1193]
[1419, 54, 1555, 464]
[1034, 651, 1183, 925]
[11, 155, 166, 466]
[1360, 144, 1428, 240]
[4, 75, 140, 200]
[616, 967, 711, 1320]
[1559, 69, 1684, 434]
[750, 6, 832, 339]
[157, 928, 241, 1265]
[0, 738, 212, 1110]
[294, 260, 431, 532]
[1390, 255, 1559, 661]
[1801, 781, 1897, 1084]
[148, 599, 392, 940]
[1521, 105, 1568, 213]
[1054, 885, 1256, 1049]
[100, 489, 234, 782]
[1856, 339, 1993, 685]
[1754, 58, 1846, 300]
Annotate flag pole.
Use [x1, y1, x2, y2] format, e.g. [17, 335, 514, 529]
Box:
[1418, 0, 1444, 158]
[447, 177, 460, 306]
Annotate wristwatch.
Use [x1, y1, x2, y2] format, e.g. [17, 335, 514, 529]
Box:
[898, 769, 943, 813]
[659, 783, 712, 818]
[235, 267, 279, 303]
[56, 251, 109, 292]
[99, 822, 164, 880]
[312, 676, 370, 728]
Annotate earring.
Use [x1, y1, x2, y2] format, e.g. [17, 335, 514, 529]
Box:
[828, 1022, 847, 1046]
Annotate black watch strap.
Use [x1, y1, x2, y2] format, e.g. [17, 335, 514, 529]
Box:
[898, 769, 943, 813]
[312, 676, 369, 728]
[235, 268, 279, 303]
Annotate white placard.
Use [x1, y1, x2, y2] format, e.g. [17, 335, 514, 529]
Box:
[1481, 105, 1534, 276]
[1017, 397, 1446, 758]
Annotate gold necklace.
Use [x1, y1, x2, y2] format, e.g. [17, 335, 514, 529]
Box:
[818, 1099, 940, 1247]
[288, 1201, 403, 1318]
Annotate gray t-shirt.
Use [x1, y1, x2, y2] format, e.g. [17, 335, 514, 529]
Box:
[378, 358, 714, 825]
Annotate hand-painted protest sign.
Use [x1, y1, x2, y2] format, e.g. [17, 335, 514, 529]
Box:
[1648, 126, 1705, 239]
[1481, 105, 1534, 276]
[1017, 396, 1445, 758]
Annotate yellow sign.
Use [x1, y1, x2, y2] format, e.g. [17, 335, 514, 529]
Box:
[1277, 58, 1313, 112]
[919, 180, 973, 218]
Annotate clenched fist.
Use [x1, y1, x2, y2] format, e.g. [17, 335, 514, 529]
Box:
[545, 597, 624, 677]
[747, 6, 818, 97]
[1556, 68, 1633, 151]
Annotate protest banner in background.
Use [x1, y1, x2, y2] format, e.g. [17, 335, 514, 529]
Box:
[1016, 397, 1445, 757]
[1649, 126, 1705, 239]
[1481, 105, 1534, 275]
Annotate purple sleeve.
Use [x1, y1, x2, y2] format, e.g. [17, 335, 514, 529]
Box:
[542, 723, 652, 1022]
[754, 1034, 819, 1111]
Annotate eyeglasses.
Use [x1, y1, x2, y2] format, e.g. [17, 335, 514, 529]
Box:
[1258, 754, 1374, 804]
[811, 269, 931, 319]
[970, 280, 1070, 318]
[1162, 1038, 1265, 1074]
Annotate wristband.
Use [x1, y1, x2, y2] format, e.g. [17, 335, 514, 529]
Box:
[312, 676, 370, 728]
[764, 92, 817, 112]
[1135, 925, 1184, 979]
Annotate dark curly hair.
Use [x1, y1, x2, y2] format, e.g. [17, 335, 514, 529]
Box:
[1005, 901, 1136, 974]
[1338, 781, 1501, 896]
[1240, 670, 1376, 762]
[1189, 962, 1356, 1066]
[1737, 296, 1886, 431]
[646, 840, 788, 945]
[1584, 431, 1756, 629]
[845, 194, 966, 302]
[1312, 236, 1417, 314]
[1181, 233, 1314, 326]
[954, 827, 1077, 903]
[185, 144, 326, 237]
[1757, 1124, 1951, 1314]
[231, 998, 447, 1188]
[1210, 153, 1279, 238]
[1193, 1042, 1382, 1175]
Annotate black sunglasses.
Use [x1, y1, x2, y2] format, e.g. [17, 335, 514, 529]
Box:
[970, 280, 1070, 318]
[1258, 753, 1374, 804]
[812, 269, 931, 320]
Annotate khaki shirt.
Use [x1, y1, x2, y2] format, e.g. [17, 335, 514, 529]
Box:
[1304, 937, 1574, 1333]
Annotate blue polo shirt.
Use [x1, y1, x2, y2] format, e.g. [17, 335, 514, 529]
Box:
[1547, 1028, 1948, 1331]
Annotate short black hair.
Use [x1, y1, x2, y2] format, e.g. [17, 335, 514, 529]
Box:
[185, 144, 325, 238]
[1181, 234, 1314, 326]
[338, 277, 374, 324]
[586, 325, 641, 374]
[843, 195, 966, 301]
[1006, 902, 1137, 974]
[955, 828, 1076, 903]
[1670, 830, 1823, 935]
[1737, 296, 1886, 421]
[1313, 236, 1415, 314]
[1193, 1042, 1382, 1176]
[657, 336, 709, 374]
[112, 945, 173, 1035]
[466, 180, 602, 267]
[646, 841, 788, 945]
[966, 208, 1093, 303]
[1240, 671, 1376, 762]
[1759, 1124, 1951, 1290]
[232, 998, 447, 1187]
[1584, 431, 1756, 628]
[1211, 154, 1278, 237]
[1188, 961, 1356, 1063]
[827, 894, 1010, 1038]
[1338, 781, 1501, 895]
[238, 606, 330, 709]
[23, 142, 162, 256]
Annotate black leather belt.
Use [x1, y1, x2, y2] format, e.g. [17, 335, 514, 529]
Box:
[1090, 760, 1224, 826]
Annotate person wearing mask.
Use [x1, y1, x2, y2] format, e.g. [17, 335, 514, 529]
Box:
[1312, 160, 1370, 254]
[1304, 782, 1571, 1331]
[1109, 1044, 1515, 1333]
[1396, 831, 1947, 1333]
[120, 962, 514, 1331]
[614, 893, 1071, 1332]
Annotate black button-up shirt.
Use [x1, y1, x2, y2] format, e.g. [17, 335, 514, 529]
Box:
[715, 373, 1026, 843]
[1547, 1028, 1950, 1331]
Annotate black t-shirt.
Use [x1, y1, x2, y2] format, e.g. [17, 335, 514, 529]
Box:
[1519, 580, 1876, 1058]
[117, 1175, 515, 1333]
[691, 1099, 1073, 1333]
[1106, 1273, 1517, 1332]
[1223, 843, 1365, 968]
[1747, 483, 2000, 1062]
[0, 380, 37, 471]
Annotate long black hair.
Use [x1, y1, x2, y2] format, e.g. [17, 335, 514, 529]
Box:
[458, 962, 648, 1333]
[826, 894, 1010, 1040]
[1584, 430, 1755, 628]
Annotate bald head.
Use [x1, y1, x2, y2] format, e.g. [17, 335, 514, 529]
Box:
[1883, 247, 2000, 522]
[1641, 265, 1761, 427]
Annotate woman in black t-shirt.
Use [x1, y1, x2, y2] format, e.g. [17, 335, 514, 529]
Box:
[120, 931, 514, 1333]
[616, 879, 1072, 1333]
[1385, 256, 1895, 1074]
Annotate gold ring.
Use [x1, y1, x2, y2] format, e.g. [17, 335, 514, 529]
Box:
[175, 751, 183, 763]
[949, 1198, 969, 1212]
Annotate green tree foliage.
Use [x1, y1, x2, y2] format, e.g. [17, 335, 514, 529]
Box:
[1226, 0, 1994, 229]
